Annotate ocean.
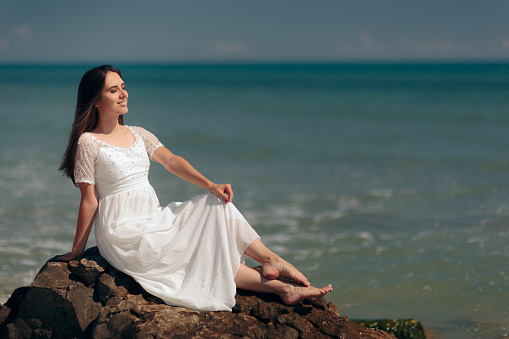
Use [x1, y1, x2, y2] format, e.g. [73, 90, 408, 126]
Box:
[0, 63, 508, 338]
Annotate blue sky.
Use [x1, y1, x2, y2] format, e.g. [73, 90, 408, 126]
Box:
[1, 0, 508, 63]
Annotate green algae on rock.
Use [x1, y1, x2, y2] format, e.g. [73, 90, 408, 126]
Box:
[353, 318, 426, 339]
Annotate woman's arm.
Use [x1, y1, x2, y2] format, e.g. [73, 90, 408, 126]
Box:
[58, 183, 98, 262]
[152, 146, 233, 203]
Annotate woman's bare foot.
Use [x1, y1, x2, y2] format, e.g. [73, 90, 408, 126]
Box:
[263, 257, 311, 286]
[278, 283, 333, 305]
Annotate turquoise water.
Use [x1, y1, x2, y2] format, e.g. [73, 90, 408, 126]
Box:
[1, 63, 508, 337]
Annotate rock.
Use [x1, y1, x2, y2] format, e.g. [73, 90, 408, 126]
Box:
[0, 247, 396, 338]
[68, 256, 109, 286]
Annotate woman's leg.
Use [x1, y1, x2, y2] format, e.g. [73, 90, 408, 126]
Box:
[235, 264, 332, 305]
[244, 239, 310, 286]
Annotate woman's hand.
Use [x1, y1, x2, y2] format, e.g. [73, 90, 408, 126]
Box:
[58, 251, 83, 262]
[210, 183, 233, 203]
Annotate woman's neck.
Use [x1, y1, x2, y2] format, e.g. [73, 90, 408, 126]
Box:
[93, 116, 123, 135]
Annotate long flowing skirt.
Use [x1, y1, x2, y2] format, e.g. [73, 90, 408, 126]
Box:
[94, 183, 259, 312]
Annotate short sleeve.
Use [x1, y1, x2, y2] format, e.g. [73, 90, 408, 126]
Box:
[74, 134, 97, 184]
[130, 126, 163, 159]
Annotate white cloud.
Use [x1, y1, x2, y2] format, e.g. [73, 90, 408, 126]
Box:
[417, 40, 457, 53]
[9, 25, 33, 51]
[486, 38, 509, 52]
[336, 41, 355, 53]
[400, 38, 468, 54]
[0, 38, 9, 50]
[501, 38, 509, 50]
[11, 25, 33, 39]
[335, 31, 388, 55]
[213, 41, 251, 54]
[359, 31, 373, 50]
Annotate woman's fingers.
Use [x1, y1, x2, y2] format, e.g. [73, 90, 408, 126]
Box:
[58, 251, 83, 262]
[224, 184, 233, 203]
[212, 183, 233, 203]
[58, 252, 73, 262]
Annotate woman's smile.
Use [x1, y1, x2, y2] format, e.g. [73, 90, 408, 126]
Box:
[96, 72, 129, 116]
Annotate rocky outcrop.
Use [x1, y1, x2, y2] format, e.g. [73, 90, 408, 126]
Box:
[0, 247, 396, 338]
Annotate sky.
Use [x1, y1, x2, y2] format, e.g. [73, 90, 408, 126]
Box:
[1, 0, 508, 63]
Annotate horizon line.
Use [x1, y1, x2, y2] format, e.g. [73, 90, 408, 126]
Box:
[1, 58, 509, 67]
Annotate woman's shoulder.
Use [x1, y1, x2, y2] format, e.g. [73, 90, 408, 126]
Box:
[77, 132, 94, 145]
[76, 132, 101, 154]
[128, 125, 158, 139]
[127, 125, 150, 134]
[127, 125, 163, 154]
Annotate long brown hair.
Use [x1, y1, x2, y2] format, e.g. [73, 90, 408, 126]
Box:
[59, 65, 124, 186]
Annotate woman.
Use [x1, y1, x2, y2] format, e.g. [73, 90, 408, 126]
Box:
[58, 65, 332, 312]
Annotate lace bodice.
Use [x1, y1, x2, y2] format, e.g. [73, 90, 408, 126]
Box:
[74, 126, 163, 197]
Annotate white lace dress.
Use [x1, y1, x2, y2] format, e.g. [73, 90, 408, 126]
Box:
[74, 125, 260, 312]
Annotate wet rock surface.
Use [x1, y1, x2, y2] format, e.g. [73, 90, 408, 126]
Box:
[0, 246, 396, 338]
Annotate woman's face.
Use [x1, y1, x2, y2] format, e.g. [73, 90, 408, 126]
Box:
[96, 71, 128, 118]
